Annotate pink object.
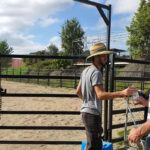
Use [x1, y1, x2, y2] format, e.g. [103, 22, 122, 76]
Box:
[11, 59, 25, 68]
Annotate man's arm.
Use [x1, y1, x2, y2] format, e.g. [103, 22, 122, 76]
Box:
[128, 120, 150, 143]
[76, 82, 82, 99]
[94, 84, 137, 100]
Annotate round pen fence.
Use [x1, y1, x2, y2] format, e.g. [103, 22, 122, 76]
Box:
[0, 54, 85, 146]
[0, 0, 112, 148]
[108, 54, 150, 143]
[1, 68, 81, 89]
[1, 53, 150, 148]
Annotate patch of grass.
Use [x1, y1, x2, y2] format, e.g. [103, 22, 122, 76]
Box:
[116, 129, 131, 146]
[2, 66, 28, 75]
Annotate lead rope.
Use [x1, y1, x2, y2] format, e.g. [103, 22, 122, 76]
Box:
[126, 97, 145, 150]
[124, 98, 129, 148]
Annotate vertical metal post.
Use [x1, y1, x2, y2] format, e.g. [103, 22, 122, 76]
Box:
[104, 4, 111, 141]
[74, 69, 77, 89]
[0, 62, 2, 120]
[47, 71, 50, 86]
[60, 70, 62, 88]
[20, 68, 22, 82]
[108, 54, 114, 142]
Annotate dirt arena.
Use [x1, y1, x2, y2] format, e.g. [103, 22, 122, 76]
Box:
[0, 80, 143, 150]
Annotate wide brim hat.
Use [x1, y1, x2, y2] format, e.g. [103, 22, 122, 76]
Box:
[86, 43, 114, 61]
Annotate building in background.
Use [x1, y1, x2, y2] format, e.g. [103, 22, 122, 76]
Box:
[11, 58, 25, 68]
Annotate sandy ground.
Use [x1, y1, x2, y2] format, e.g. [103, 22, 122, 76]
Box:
[0, 80, 144, 150]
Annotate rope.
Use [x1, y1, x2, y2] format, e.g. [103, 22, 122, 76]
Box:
[125, 97, 145, 150]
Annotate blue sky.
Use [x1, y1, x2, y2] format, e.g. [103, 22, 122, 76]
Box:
[0, 0, 141, 54]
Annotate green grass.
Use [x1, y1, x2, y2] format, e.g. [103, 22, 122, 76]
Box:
[2, 66, 28, 75]
[2, 66, 79, 88]
[116, 129, 131, 146]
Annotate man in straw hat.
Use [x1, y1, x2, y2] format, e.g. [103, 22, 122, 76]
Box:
[76, 43, 137, 150]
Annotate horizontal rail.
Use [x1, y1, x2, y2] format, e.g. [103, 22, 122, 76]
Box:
[111, 137, 124, 143]
[0, 140, 82, 145]
[115, 57, 150, 64]
[0, 75, 80, 80]
[114, 76, 150, 81]
[0, 111, 80, 115]
[0, 126, 85, 130]
[112, 120, 145, 129]
[0, 54, 86, 59]
[112, 107, 145, 114]
[74, 0, 110, 9]
[1, 93, 77, 97]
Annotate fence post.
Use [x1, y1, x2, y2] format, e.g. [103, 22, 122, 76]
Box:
[141, 69, 144, 90]
[47, 70, 50, 86]
[37, 68, 40, 84]
[108, 53, 115, 142]
[12, 68, 14, 81]
[60, 69, 62, 88]
[20, 68, 22, 82]
[6, 68, 8, 81]
[142, 67, 148, 122]
[0, 63, 2, 119]
[27, 68, 30, 83]
[74, 69, 77, 89]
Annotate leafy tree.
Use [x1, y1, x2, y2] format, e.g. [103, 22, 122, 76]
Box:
[126, 0, 150, 60]
[23, 50, 47, 66]
[60, 18, 85, 56]
[47, 44, 59, 56]
[0, 40, 13, 68]
[24, 50, 71, 70]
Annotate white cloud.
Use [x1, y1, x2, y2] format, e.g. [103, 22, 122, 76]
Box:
[38, 17, 60, 27]
[80, 0, 105, 8]
[106, 0, 140, 14]
[49, 36, 61, 51]
[83, 17, 107, 34]
[112, 15, 132, 30]
[0, 0, 73, 53]
[0, 31, 46, 54]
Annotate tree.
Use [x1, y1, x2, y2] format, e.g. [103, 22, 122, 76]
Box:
[0, 40, 13, 68]
[60, 18, 85, 56]
[126, 0, 150, 60]
[47, 44, 59, 56]
[23, 50, 47, 66]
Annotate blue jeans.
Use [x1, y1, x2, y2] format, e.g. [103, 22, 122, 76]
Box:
[145, 134, 150, 150]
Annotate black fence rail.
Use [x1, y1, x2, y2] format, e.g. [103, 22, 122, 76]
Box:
[108, 54, 150, 143]
[0, 55, 85, 146]
[2, 68, 81, 89]
[1, 53, 150, 146]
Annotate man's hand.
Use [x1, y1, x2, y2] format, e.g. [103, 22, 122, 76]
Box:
[133, 96, 148, 107]
[122, 87, 137, 99]
[128, 128, 142, 143]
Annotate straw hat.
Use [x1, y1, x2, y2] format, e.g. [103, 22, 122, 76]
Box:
[86, 43, 114, 61]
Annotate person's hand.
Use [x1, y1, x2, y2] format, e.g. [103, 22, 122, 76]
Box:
[133, 96, 148, 107]
[128, 128, 142, 143]
[122, 87, 137, 99]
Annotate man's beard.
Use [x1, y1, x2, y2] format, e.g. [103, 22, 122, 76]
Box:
[99, 60, 106, 67]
